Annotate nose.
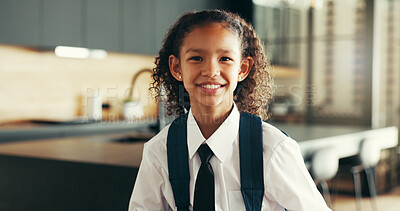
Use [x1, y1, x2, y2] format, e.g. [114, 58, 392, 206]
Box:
[201, 59, 220, 78]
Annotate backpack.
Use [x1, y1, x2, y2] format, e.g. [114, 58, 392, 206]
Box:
[167, 112, 264, 211]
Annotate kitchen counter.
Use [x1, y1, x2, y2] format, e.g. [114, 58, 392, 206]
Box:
[272, 123, 399, 160]
[0, 119, 158, 142]
[0, 132, 154, 211]
[1, 122, 398, 166]
[0, 122, 397, 211]
[0, 132, 152, 167]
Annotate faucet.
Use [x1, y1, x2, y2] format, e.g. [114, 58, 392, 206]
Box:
[127, 68, 174, 132]
[127, 68, 154, 102]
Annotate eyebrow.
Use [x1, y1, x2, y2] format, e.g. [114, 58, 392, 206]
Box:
[185, 48, 233, 54]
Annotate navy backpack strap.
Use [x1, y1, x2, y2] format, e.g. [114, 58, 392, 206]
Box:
[239, 112, 264, 211]
[167, 113, 190, 211]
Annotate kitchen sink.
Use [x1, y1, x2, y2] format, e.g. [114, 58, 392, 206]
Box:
[110, 136, 150, 143]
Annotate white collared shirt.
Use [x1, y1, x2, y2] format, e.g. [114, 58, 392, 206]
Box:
[129, 104, 331, 211]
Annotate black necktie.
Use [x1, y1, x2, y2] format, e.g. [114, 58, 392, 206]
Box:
[193, 144, 215, 211]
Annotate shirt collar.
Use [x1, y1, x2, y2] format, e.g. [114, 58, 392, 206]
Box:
[187, 103, 240, 163]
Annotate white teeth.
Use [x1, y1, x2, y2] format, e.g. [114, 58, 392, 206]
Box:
[201, 84, 221, 89]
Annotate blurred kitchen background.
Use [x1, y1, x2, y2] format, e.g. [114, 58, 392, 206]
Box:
[1, 0, 400, 210]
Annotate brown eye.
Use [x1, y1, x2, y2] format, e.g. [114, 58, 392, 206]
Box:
[189, 56, 203, 61]
[219, 57, 232, 61]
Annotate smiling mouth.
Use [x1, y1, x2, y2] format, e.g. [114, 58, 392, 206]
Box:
[197, 84, 225, 89]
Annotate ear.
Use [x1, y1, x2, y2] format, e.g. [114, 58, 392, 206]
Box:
[169, 55, 183, 81]
[238, 56, 253, 82]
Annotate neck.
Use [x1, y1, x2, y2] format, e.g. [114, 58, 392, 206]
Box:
[191, 103, 234, 139]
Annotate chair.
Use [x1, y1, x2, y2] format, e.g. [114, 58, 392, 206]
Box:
[350, 138, 380, 211]
[334, 138, 380, 211]
[310, 146, 339, 207]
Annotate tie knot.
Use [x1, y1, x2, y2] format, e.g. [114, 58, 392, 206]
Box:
[198, 144, 213, 163]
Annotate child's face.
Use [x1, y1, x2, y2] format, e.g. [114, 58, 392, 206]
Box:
[169, 23, 253, 113]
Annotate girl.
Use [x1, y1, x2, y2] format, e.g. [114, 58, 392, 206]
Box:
[129, 10, 331, 211]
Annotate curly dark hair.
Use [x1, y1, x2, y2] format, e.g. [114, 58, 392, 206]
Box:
[150, 9, 273, 120]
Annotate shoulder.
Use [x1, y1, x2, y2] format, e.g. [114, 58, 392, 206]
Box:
[141, 124, 171, 168]
[261, 122, 291, 147]
[261, 122, 300, 162]
[146, 124, 170, 146]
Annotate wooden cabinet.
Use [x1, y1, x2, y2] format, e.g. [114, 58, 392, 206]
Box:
[0, 0, 41, 46]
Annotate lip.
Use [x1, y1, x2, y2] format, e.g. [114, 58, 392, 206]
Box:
[196, 82, 226, 94]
